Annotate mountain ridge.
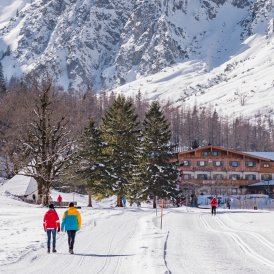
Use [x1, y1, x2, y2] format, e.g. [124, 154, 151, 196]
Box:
[0, 0, 274, 116]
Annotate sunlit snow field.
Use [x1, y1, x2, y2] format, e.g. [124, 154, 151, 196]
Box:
[1, 183, 274, 273]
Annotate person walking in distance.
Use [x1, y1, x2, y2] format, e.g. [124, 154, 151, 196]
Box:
[61, 202, 82, 254]
[57, 195, 62, 206]
[210, 196, 218, 216]
[43, 204, 60, 253]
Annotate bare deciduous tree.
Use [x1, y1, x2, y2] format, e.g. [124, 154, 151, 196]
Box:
[17, 81, 75, 204]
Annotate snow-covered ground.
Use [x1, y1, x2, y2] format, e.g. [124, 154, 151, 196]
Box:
[2, 186, 274, 273]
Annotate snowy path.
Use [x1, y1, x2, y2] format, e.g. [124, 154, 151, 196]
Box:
[2, 205, 274, 273]
[165, 209, 274, 274]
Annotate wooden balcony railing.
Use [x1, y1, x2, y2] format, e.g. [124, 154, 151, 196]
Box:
[179, 179, 259, 187]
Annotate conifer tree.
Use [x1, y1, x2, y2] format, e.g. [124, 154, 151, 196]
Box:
[76, 118, 108, 206]
[0, 62, 6, 96]
[140, 101, 179, 208]
[101, 95, 140, 207]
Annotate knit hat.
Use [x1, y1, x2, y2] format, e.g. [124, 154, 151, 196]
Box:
[49, 203, 54, 209]
[69, 202, 74, 207]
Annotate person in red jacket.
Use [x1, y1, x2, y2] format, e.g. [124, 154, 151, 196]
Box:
[57, 195, 63, 204]
[43, 204, 60, 253]
[210, 196, 218, 216]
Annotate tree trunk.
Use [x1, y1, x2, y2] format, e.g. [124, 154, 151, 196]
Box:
[37, 181, 43, 204]
[88, 191, 92, 207]
[44, 186, 50, 206]
[153, 195, 157, 209]
[116, 194, 123, 207]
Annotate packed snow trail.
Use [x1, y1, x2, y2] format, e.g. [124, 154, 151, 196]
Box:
[2, 205, 274, 273]
[164, 208, 274, 274]
[0, 208, 170, 274]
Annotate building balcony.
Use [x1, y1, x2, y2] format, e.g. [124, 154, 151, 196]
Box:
[179, 179, 259, 187]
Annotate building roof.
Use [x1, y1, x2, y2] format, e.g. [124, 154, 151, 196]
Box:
[248, 180, 274, 187]
[178, 145, 274, 162]
[2, 174, 37, 196]
[243, 152, 274, 161]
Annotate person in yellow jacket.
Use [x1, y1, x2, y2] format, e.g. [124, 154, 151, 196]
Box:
[61, 202, 82, 254]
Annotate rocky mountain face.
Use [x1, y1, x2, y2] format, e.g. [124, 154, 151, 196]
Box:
[0, 0, 274, 92]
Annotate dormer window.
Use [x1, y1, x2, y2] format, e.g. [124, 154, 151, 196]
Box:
[211, 151, 220, 156]
[202, 151, 210, 156]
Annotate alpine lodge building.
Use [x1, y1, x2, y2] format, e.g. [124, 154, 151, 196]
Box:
[177, 145, 274, 197]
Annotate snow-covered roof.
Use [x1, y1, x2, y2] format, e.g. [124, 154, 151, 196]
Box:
[243, 152, 274, 161]
[2, 175, 37, 196]
[248, 180, 274, 187]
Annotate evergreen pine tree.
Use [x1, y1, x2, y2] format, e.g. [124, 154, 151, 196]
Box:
[101, 95, 140, 207]
[76, 118, 108, 206]
[140, 101, 179, 208]
[0, 62, 6, 96]
[191, 139, 199, 149]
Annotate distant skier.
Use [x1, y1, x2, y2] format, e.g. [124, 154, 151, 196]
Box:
[210, 196, 218, 216]
[43, 204, 60, 253]
[61, 202, 82, 254]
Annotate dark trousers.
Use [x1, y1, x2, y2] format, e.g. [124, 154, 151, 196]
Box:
[211, 206, 217, 215]
[47, 229, 57, 249]
[67, 230, 77, 250]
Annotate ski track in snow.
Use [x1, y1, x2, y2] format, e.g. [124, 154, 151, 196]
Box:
[199, 213, 274, 269]
[3, 198, 274, 274]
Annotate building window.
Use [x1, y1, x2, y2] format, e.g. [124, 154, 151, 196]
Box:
[181, 160, 190, 166]
[183, 174, 192, 180]
[213, 174, 224, 180]
[221, 188, 226, 195]
[211, 151, 220, 156]
[262, 174, 272, 181]
[197, 161, 207, 166]
[263, 163, 271, 168]
[197, 174, 208, 180]
[230, 161, 239, 167]
[229, 174, 241, 180]
[214, 161, 223, 167]
[232, 188, 238, 194]
[245, 161, 256, 167]
[245, 174, 256, 180]
[201, 151, 210, 156]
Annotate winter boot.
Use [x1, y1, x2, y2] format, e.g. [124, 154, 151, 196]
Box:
[52, 249, 57, 253]
[69, 249, 74, 254]
[47, 248, 50, 253]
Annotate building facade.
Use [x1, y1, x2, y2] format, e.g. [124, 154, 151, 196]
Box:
[177, 145, 274, 196]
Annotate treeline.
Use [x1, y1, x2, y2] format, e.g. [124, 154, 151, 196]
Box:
[1, 76, 273, 154]
[0, 78, 274, 205]
[0, 79, 178, 207]
[166, 105, 274, 152]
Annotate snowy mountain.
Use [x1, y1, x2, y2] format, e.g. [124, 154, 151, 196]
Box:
[0, 0, 274, 116]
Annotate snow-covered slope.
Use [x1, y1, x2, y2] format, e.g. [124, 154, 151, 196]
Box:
[116, 33, 274, 117]
[0, 0, 274, 116]
[2, 185, 274, 273]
